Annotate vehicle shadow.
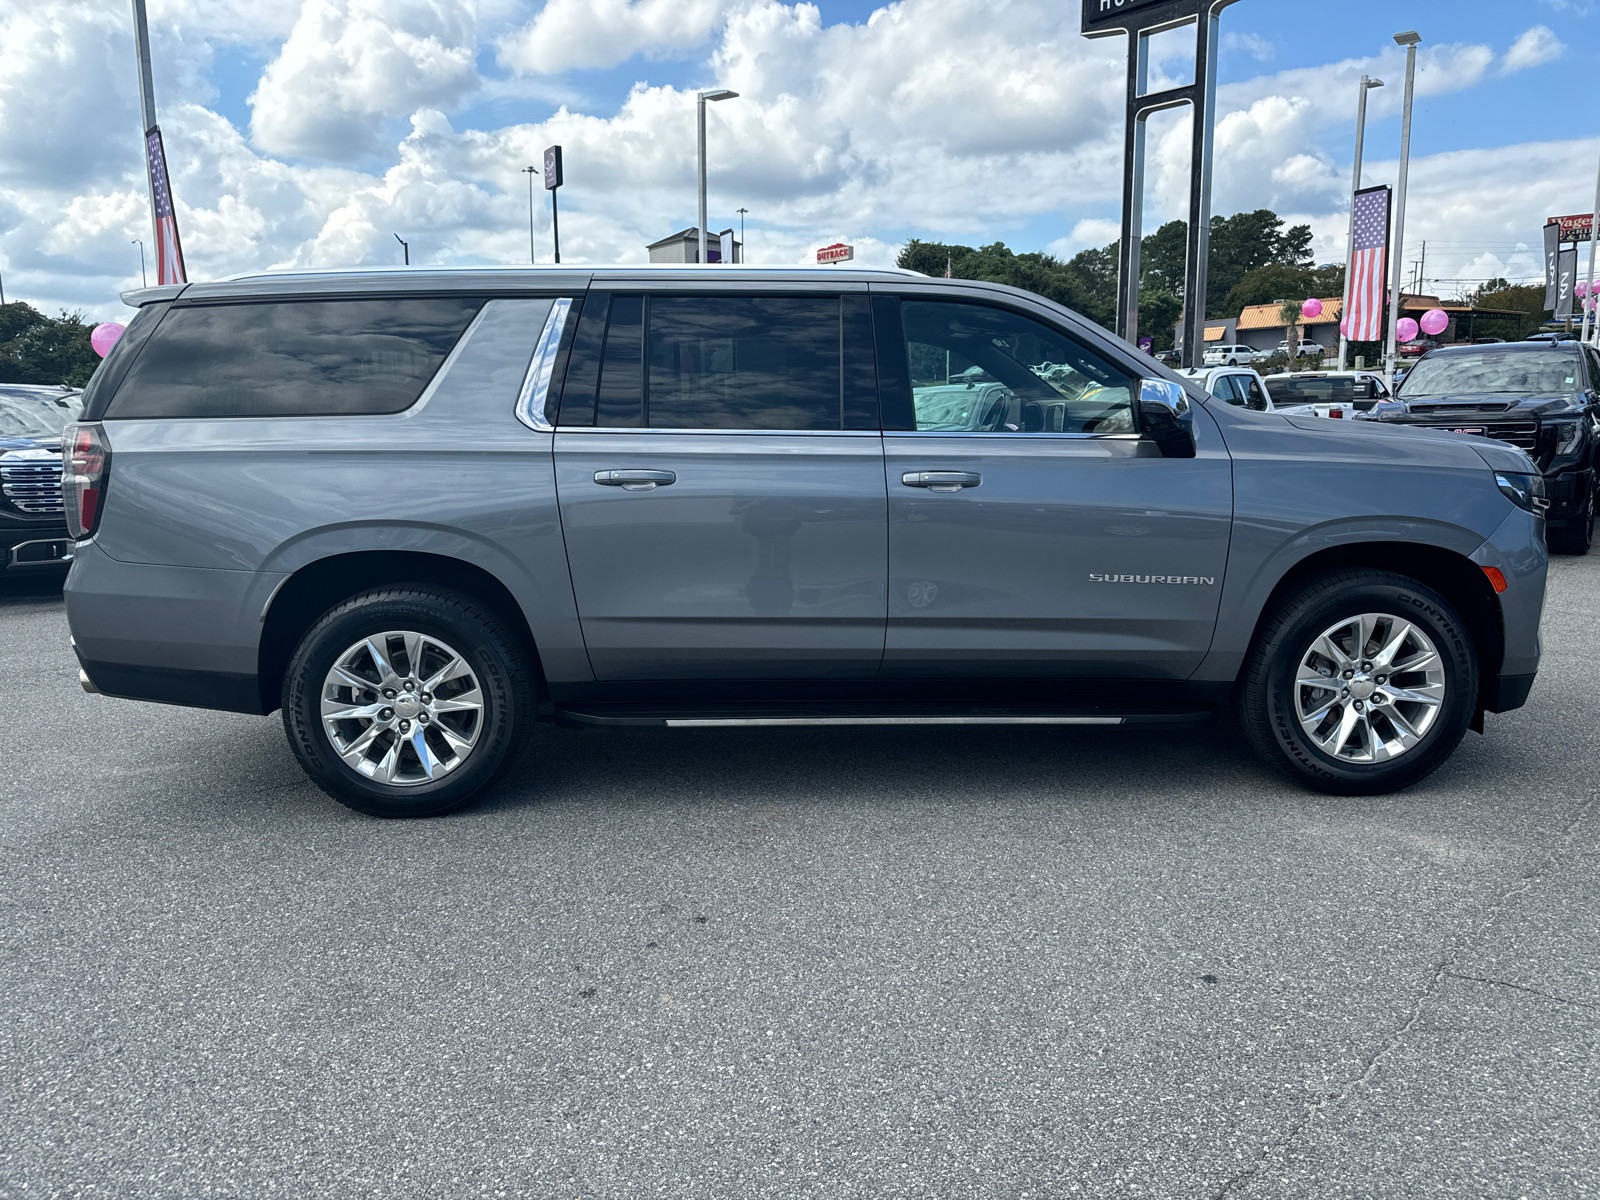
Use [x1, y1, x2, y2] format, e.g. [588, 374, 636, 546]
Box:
[0, 572, 65, 609]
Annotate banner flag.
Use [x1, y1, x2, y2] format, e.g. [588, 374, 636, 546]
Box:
[1556, 246, 1577, 319]
[144, 128, 187, 286]
[1345, 185, 1390, 342]
[1544, 221, 1561, 310]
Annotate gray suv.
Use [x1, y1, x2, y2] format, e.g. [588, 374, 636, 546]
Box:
[62, 267, 1548, 816]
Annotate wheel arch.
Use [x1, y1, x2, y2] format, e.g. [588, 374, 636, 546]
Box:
[258, 550, 546, 715]
[1237, 541, 1503, 710]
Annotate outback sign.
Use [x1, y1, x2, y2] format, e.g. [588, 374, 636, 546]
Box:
[817, 243, 854, 264]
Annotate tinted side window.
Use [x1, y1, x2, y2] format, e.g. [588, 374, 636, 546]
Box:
[646, 296, 841, 430]
[901, 300, 1134, 434]
[1211, 375, 1244, 405]
[1243, 376, 1269, 411]
[106, 298, 482, 419]
[80, 301, 170, 421]
[597, 295, 644, 427]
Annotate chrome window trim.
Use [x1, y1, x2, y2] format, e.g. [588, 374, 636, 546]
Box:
[554, 426, 882, 437]
[515, 297, 572, 432]
[881, 430, 1141, 441]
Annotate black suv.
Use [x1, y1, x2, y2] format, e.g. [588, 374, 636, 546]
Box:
[1364, 341, 1598, 554]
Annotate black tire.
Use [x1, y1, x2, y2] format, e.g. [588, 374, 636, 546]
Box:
[281, 585, 534, 817]
[1547, 477, 1594, 556]
[1238, 570, 1477, 796]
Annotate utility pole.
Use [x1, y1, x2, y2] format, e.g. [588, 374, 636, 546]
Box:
[521, 166, 536, 264]
[1385, 30, 1421, 392]
[1338, 75, 1383, 370]
[394, 234, 409, 266]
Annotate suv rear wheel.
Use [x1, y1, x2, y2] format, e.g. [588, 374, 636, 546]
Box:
[1238, 571, 1477, 795]
[282, 585, 533, 817]
[1548, 476, 1594, 556]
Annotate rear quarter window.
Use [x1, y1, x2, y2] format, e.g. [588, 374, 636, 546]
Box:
[104, 297, 483, 419]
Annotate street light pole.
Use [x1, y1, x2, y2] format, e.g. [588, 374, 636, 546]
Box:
[394, 234, 409, 266]
[737, 206, 748, 263]
[521, 165, 537, 264]
[1385, 31, 1421, 393]
[1337, 75, 1383, 371]
[133, 240, 146, 288]
[696, 88, 738, 265]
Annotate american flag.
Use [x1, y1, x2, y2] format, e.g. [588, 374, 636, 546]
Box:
[1344, 186, 1389, 341]
[145, 129, 187, 286]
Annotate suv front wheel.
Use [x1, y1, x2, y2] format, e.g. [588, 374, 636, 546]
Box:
[282, 585, 533, 817]
[1238, 571, 1477, 795]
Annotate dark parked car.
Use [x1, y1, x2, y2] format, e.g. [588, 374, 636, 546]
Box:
[63, 268, 1548, 815]
[1364, 341, 1597, 553]
[0, 385, 78, 573]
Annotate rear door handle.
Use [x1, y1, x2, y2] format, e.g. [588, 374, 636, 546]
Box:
[902, 471, 981, 493]
[595, 469, 676, 491]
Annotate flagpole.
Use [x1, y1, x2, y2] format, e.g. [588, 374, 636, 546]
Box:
[1384, 32, 1420, 394]
[1338, 75, 1381, 371]
[1583, 155, 1600, 344]
[131, 0, 187, 285]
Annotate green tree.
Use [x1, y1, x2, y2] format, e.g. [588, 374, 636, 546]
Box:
[0, 302, 102, 386]
[1140, 220, 1188, 296]
[1469, 280, 1548, 341]
[896, 239, 1117, 330]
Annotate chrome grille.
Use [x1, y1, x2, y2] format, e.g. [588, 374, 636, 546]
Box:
[1414, 421, 1539, 452]
[0, 462, 65, 514]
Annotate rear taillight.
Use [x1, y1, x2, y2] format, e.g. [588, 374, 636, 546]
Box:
[63, 423, 110, 539]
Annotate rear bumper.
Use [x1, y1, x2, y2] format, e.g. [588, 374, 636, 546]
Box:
[65, 540, 283, 714]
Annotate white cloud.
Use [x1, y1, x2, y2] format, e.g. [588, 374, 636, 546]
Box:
[1501, 26, 1563, 75]
[498, 0, 739, 74]
[249, 0, 481, 160]
[0, 0, 1592, 322]
[1222, 31, 1274, 63]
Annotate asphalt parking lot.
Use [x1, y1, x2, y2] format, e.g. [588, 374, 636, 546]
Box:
[2, 559, 1596, 1200]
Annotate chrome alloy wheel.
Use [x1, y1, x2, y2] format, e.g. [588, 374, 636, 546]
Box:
[1293, 613, 1446, 763]
[320, 631, 484, 785]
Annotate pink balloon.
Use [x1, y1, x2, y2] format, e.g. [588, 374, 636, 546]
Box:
[1340, 318, 1349, 336]
[1419, 308, 1449, 337]
[1396, 317, 1419, 343]
[90, 322, 126, 358]
[1301, 298, 1323, 320]
[1579, 281, 1591, 299]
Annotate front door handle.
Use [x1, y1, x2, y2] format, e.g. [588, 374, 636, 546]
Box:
[902, 471, 981, 493]
[595, 469, 676, 491]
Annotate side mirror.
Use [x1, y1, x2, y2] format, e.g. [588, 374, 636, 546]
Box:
[1139, 378, 1196, 458]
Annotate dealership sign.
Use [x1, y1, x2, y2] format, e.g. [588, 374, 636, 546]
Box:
[1551, 213, 1594, 243]
[817, 243, 854, 264]
[1081, 0, 1210, 34]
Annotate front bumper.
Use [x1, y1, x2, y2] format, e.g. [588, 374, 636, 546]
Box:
[4, 517, 73, 571]
[1544, 466, 1593, 526]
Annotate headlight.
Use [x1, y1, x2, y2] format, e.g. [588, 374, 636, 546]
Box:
[1551, 420, 1583, 456]
[1495, 471, 1548, 515]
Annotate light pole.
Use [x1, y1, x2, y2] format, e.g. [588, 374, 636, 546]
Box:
[736, 206, 748, 263]
[1337, 75, 1383, 371]
[521, 165, 537, 264]
[697, 88, 738, 265]
[132, 239, 147, 288]
[1385, 31, 1420, 392]
[394, 233, 409, 266]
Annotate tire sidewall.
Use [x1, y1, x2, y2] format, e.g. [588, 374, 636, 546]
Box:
[283, 593, 522, 816]
[1261, 579, 1476, 792]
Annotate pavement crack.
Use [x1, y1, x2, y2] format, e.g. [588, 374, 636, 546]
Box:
[1211, 787, 1599, 1199]
[1439, 970, 1599, 1011]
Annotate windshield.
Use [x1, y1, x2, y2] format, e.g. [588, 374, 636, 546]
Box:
[0, 396, 70, 439]
[1399, 349, 1580, 398]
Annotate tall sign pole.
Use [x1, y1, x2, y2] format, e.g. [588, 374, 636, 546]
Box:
[543, 145, 563, 264]
[1082, 0, 1239, 368]
[131, 0, 187, 286]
